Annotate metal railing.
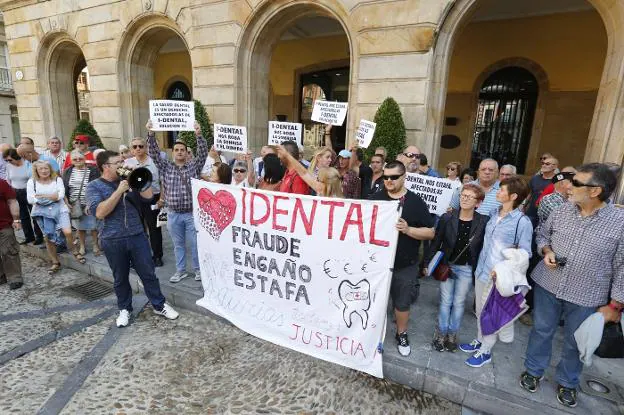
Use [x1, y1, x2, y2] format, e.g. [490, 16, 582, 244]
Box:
[0, 68, 12, 91]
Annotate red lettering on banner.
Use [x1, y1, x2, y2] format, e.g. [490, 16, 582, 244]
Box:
[250, 192, 270, 226]
[320, 200, 345, 239]
[241, 188, 247, 225]
[272, 195, 289, 232]
[290, 198, 317, 235]
[369, 205, 390, 247]
[339, 203, 365, 243]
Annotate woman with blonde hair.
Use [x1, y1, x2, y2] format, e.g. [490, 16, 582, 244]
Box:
[309, 146, 335, 177]
[27, 160, 85, 274]
[317, 167, 343, 198]
[446, 161, 462, 182]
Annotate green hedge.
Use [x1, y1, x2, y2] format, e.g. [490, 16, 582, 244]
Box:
[176, 99, 213, 155]
[364, 97, 406, 162]
[66, 118, 104, 151]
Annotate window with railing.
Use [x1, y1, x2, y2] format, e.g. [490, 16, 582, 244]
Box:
[0, 43, 11, 91]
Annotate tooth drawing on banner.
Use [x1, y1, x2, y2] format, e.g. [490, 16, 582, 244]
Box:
[338, 279, 371, 330]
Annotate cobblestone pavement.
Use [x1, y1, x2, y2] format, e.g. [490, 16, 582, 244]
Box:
[1, 255, 459, 414]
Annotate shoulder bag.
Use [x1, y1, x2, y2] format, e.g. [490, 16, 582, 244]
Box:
[70, 169, 89, 219]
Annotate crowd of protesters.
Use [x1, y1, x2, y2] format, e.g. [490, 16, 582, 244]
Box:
[1, 125, 623, 409]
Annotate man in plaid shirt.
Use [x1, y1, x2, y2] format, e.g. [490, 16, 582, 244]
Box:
[146, 120, 208, 284]
[520, 163, 624, 408]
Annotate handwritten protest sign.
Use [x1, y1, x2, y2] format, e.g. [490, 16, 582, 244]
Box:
[404, 174, 461, 215]
[149, 100, 194, 131]
[311, 100, 348, 126]
[355, 120, 376, 148]
[193, 181, 400, 378]
[268, 121, 303, 146]
[214, 124, 248, 154]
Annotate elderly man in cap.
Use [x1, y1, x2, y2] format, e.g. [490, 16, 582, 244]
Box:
[537, 171, 575, 226]
[63, 135, 95, 170]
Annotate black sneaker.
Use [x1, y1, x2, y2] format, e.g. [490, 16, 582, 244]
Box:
[154, 257, 164, 267]
[395, 331, 411, 356]
[557, 385, 577, 407]
[0, 274, 6, 285]
[520, 371, 543, 393]
[9, 282, 23, 290]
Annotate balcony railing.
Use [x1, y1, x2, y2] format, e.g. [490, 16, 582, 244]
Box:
[0, 68, 13, 91]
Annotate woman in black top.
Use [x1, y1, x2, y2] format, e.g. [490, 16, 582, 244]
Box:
[425, 183, 487, 352]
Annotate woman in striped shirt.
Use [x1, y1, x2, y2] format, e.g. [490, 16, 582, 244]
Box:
[62, 150, 100, 256]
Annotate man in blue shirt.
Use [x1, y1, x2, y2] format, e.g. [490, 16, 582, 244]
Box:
[86, 150, 179, 328]
[417, 154, 441, 177]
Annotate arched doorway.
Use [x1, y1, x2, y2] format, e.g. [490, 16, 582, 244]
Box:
[470, 67, 539, 173]
[38, 36, 87, 143]
[237, 2, 354, 155]
[118, 16, 192, 145]
[428, 0, 619, 173]
[165, 80, 192, 147]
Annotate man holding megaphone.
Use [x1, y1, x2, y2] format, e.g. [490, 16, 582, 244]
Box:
[86, 150, 179, 328]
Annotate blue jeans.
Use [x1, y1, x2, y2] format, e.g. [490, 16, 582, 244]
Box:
[167, 211, 199, 273]
[101, 233, 166, 312]
[524, 283, 595, 388]
[438, 264, 473, 334]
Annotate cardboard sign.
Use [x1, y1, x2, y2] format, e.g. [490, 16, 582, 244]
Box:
[355, 120, 376, 148]
[311, 100, 348, 126]
[268, 121, 303, 146]
[193, 181, 400, 378]
[149, 100, 194, 131]
[214, 124, 248, 154]
[404, 174, 461, 215]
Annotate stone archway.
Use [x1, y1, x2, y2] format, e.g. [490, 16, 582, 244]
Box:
[426, 0, 624, 167]
[236, 1, 355, 154]
[117, 15, 192, 141]
[37, 33, 86, 142]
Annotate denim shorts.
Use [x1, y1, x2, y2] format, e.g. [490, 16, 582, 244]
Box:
[74, 214, 96, 231]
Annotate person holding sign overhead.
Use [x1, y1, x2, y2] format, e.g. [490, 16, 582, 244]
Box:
[146, 120, 207, 284]
[369, 161, 435, 356]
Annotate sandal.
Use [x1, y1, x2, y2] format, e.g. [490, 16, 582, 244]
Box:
[79, 245, 86, 256]
[93, 246, 102, 257]
[72, 251, 86, 264]
[48, 262, 61, 275]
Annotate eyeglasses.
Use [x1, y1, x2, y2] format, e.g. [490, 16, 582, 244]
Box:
[132, 145, 144, 149]
[73, 158, 85, 162]
[233, 169, 247, 174]
[572, 179, 600, 188]
[460, 194, 477, 200]
[104, 161, 123, 166]
[382, 174, 404, 181]
[447, 167, 456, 171]
[402, 152, 420, 159]
[541, 162, 554, 166]
[4, 158, 13, 163]
[75, 141, 86, 145]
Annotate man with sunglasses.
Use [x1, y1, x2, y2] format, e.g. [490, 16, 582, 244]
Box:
[125, 137, 163, 267]
[525, 156, 559, 226]
[62, 135, 95, 170]
[520, 163, 624, 408]
[396, 145, 421, 174]
[369, 161, 435, 356]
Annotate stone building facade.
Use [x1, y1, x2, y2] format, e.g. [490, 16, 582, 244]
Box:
[0, 0, 623, 178]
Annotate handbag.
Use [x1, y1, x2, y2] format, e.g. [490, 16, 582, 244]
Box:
[594, 321, 624, 358]
[70, 169, 89, 219]
[433, 235, 475, 282]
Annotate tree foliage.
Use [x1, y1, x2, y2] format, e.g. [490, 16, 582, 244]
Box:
[177, 99, 213, 155]
[66, 118, 104, 151]
[364, 97, 406, 162]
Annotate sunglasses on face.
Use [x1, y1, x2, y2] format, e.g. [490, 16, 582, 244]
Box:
[75, 141, 86, 145]
[233, 169, 247, 174]
[447, 167, 456, 171]
[4, 158, 13, 162]
[541, 162, 553, 166]
[402, 152, 420, 159]
[132, 145, 144, 149]
[382, 174, 404, 181]
[572, 179, 600, 188]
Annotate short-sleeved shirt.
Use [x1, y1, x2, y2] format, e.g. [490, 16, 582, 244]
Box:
[369, 189, 435, 270]
[359, 165, 373, 199]
[0, 179, 16, 230]
[279, 169, 310, 195]
[526, 174, 553, 221]
[86, 178, 146, 240]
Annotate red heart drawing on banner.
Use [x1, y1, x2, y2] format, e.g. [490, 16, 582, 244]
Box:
[197, 188, 236, 240]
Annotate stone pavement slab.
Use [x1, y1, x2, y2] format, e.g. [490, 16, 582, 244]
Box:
[19, 230, 624, 415]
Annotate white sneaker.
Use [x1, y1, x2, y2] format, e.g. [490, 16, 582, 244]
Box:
[116, 309, 130, 327]
[153, 303, 179, 320]
[194, 269, 201, 281]
[169, 271, 188, 283]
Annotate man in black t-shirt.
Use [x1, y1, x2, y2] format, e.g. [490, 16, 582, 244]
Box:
[369, 161, 435, 356]
[351, 147, 373, 199]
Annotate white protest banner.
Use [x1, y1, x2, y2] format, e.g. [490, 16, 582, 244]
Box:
[149, 100, 195, 131]
[311, 100, 348, 126]
[214, 124, 248, 154]
[355, 119, 376, 148]
[404, 174, 461, 215]
[268, 121, 303, 146]
[192, 180, 400, 378]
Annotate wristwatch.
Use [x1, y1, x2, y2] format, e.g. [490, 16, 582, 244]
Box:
[13, 219, 21, 223]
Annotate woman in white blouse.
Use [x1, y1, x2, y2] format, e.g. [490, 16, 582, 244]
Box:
[27, 160, 85, 274]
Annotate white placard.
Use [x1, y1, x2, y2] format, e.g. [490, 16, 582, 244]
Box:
[193, 181, 400, 378]
[355, 119, 376, 148]
[268, 121, 303, 146]
[404, 174, 462, 216]
[311, 100, 348, 126]
[149, 100, 195, 131]
[214, 124, 248, 154]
